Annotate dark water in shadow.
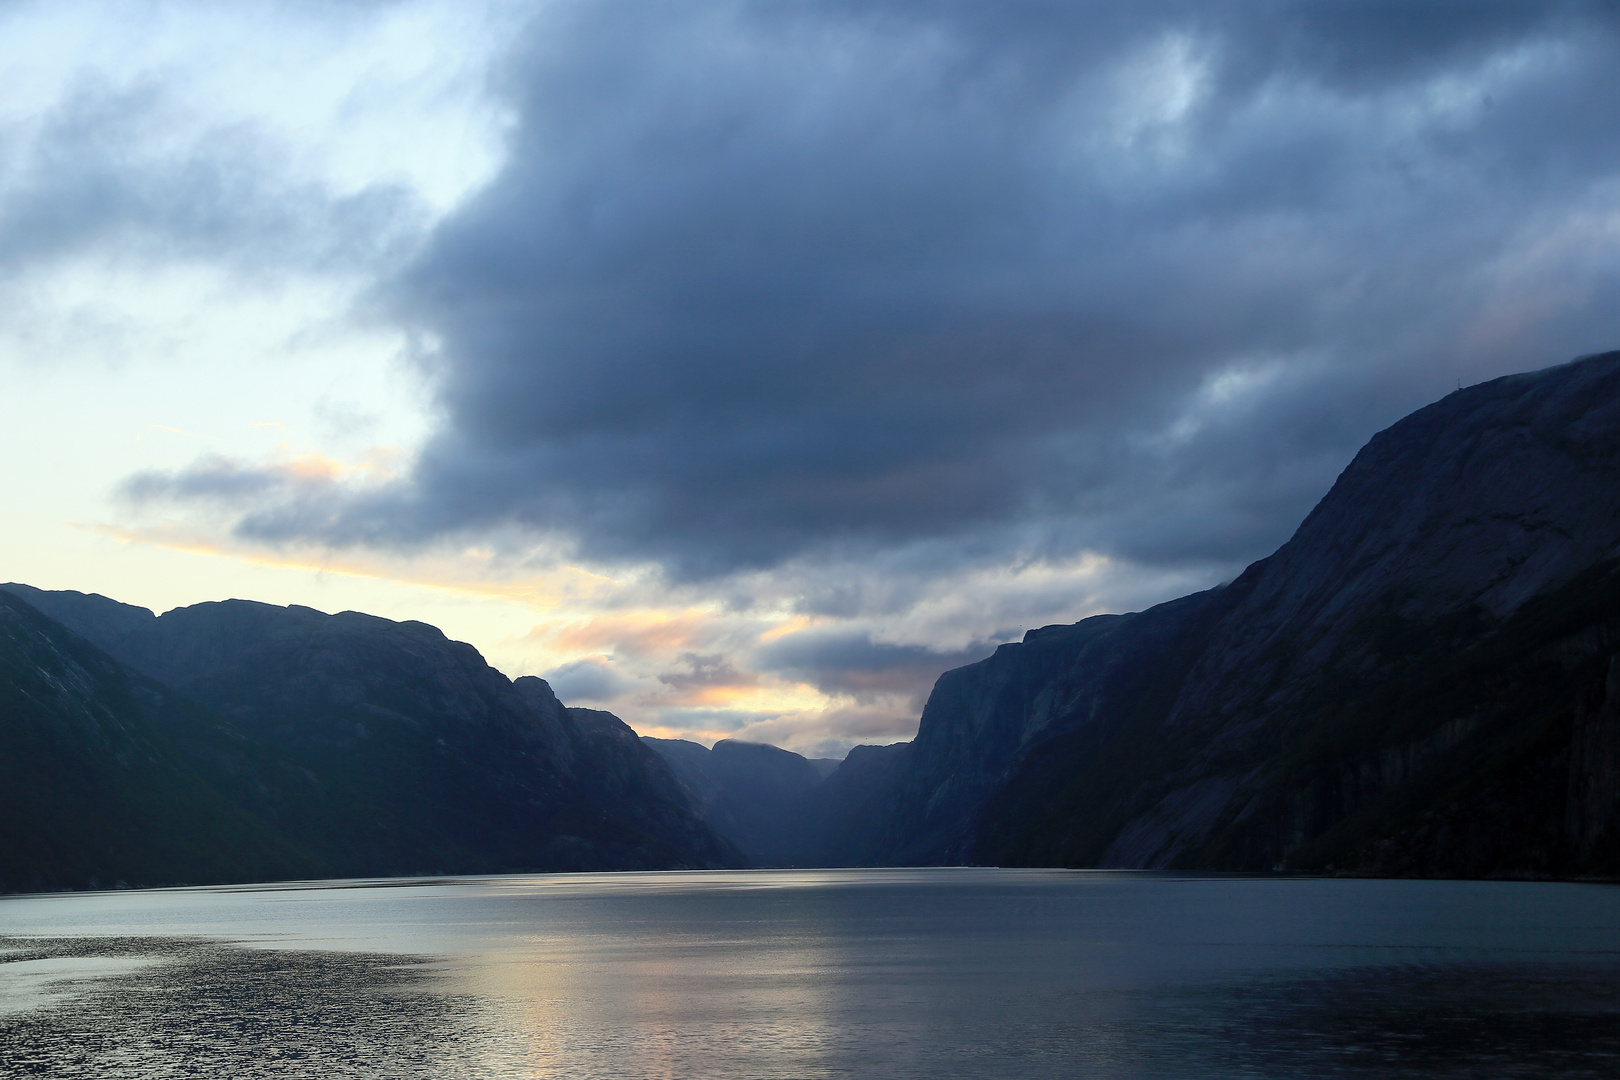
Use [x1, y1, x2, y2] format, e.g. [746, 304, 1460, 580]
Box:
[1, 870, 1615, 1078]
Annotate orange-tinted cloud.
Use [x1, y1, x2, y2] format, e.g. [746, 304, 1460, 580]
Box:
[538, 611, 720, 658]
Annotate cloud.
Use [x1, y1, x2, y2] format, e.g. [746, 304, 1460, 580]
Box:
[633, 697, 918, 759]
[726, 702, 921, 760]
[97, 2, 1620, 755]
[118, 450, 402, 538]
[0, 73, 419, 283]
[656, 652, 758, 692]
[125, 0, 1620, 591]
[543, 656, 633, 704]
[756, 630, 996, 703]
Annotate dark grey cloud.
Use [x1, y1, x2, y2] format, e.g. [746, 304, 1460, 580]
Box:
[139, 0, 1620, 584]
[120, 455, 280, 502]
[657, 652, 756, 691]
[756, 630, 999, 702]
[542, 656, 633, 703]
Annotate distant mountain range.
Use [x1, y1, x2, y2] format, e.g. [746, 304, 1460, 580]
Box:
[3, 350, 1616, 889]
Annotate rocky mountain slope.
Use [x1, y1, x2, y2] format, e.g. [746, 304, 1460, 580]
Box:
[820, 350, 1620, 877]
[1, 588, 741, 885]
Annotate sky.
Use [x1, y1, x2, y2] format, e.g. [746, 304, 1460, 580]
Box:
[4, 0, 1618, 757]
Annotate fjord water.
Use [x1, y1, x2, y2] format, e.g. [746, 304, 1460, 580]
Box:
[1, 870, 1615, 1078]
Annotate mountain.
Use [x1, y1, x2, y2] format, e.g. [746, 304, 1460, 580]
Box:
[806, 756, 842, 780]
[642, 737, 827, 865]
[793, 741, 914, 866]
[806, 598, 1232, 867]
[8, 350, 1615, 884]
[1, 588, 741, 883]
[0, 591, 307, 891]
[822, 350, 1620, 877]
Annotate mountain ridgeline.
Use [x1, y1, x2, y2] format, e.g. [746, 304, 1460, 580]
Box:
[646, 352, 1619, 877]
[0, 587, 741, 891]
[810, 350, 1620, 877]
[3, 351, 1617, 889]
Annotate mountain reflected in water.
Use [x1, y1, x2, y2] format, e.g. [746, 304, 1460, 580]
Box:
[2, 870, 1616, 1078]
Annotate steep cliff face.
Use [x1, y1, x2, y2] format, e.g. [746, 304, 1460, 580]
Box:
[1174, 555, 1620, 876]
[1140, 350, 1620, 875]
[978, 555, 1620, 876]
[1162, 351, 1620, 747]
[868, 351, 1620, 876]
[0, 592, 307, 891]
[795, 741, 912, 866]
[1, 588, 741, 877]
[642, 737, 823, 865]
[809, 598, 1234, 865]
[527, 685, 747, 870]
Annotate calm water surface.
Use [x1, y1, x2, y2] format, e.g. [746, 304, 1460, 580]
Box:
[0, 869, 1615, 1078]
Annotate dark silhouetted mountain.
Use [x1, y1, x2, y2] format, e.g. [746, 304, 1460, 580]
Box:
[642, 738, 723, 805]
[823, 351, 1620, 877]
[641, 737, 827, 865]
[10, 350, 1616, 884]
[793, 741, 914, 866]
[1, 588, 741, 884]
[0, 591, 308, 891]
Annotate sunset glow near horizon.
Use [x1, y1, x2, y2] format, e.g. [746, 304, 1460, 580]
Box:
[5, 1, 1618, 756]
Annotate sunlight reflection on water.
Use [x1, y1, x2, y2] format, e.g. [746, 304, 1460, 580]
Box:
[1, 869, 1616, 1078]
